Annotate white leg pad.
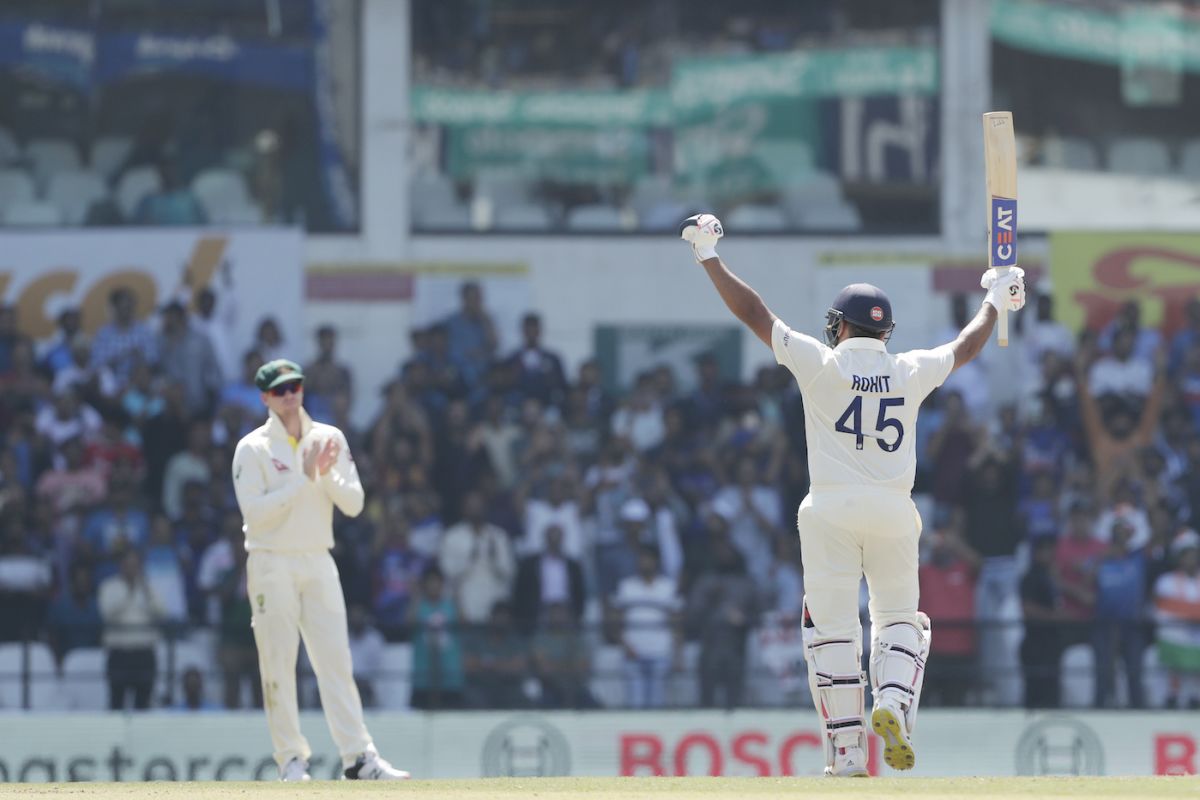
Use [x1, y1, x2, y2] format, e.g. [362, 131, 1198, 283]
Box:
[870, 612, 931, 735]
[802, 600, 866, 767]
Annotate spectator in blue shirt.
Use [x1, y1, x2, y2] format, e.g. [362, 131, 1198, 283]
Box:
[47, 562, 103, 661]
[81, 480, 151, 578]
[223, 347, 267, 417]
[92, 288, 158, 383]
[1093, 518, 1146, 708]
[442, 281, 497, 390]
[38, 307, 82, 378]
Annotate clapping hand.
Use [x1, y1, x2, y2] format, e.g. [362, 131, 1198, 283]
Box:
[303, 438, 341, 479]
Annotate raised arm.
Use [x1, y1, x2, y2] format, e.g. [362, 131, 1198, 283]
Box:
[949, 303, 998, 371]
[680, 215, 776, 349]
[698, 256, 777, 348]
[948, 268, 1026, 371]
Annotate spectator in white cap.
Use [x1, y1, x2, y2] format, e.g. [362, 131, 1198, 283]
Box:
[596, 497, 682, 598]
[1153, 529, 1200, 708]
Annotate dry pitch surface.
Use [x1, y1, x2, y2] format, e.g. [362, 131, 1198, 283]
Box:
[0, 777, 1194, 800]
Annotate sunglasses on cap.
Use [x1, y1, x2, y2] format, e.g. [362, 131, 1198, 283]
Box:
[269, 380, 303, 397]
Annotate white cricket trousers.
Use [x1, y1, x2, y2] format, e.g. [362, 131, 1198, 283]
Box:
[796, 488, 922, 640]
[247, 549, 373, 767]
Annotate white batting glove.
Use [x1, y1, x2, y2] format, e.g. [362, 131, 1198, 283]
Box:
[981, 266, 1026, 312]
[679, 213, 723, 263]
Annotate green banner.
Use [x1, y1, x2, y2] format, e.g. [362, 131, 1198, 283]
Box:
[670, 47, 937, 120]
[413, 45, 937, 191]
[412, 46, 936, 127]
[445, 123, 652, 183]
[411, 87, 671, 127]
[990, 0, 1200, 72]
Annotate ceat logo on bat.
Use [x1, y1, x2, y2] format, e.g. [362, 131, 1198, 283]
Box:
[991, 196, 1018, 266]
[870, 306, 884, 322]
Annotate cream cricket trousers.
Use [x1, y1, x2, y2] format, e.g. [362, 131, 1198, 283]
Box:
[796, 488, 922, 641]
[247, 549, 373, 768]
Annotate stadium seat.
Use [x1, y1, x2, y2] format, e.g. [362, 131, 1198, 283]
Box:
[565, 203, 625, 231]
[783, 170, 843, 204]
[115, 165, 163, 220]
[0, 126, 19, 164]
[492, 203, 554, 231]
[1059, 643, 1094, 707]
[0, 167, 36, 214]
[1042, 136, 1099, 171]
[192, 168, 253, 221]
[780, 171, 844, 223]
[629, 175, 675, 217]
[637, 200, 692, 232]
[1142, 645, 1169, 708]
[24, 137, 82, 188]
[796, 201, 862, 231]
[1179, 139, 1200, 180]
[374, 643, 413, 710]
[0, 642, 61, 710]
[472, 168, 534, 208]
[410, 173, 459, 209]
[211, 200, 264, 225]
[1107, 137, 1172, 176]
[588, 644, 625, 708]
[155, 636, 218, 707]
[90, 136, 135, 180]
[2, 200, 64, 227]
[46, 169, 110, 225]
[414, 200, 472, 231]
[61, 647, 109, 710]
[666, 642, 700, 707]
[724, 204, 788, 231]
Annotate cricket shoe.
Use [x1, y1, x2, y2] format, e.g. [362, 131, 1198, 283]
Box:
[825, 745, 869, 777]
[343, 751, 411, 780]
[872, 701, 915, 770]
[279, 757, 311, 782]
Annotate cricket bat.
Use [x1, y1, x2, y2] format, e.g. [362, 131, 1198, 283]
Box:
[982, 111, 1018, 347]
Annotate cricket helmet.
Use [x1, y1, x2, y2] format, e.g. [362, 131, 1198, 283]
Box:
[824, 283, 895, 347]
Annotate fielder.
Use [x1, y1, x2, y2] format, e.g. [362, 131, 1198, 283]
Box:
[232, 358, 408, 781]
[680, 214, 1025, 776]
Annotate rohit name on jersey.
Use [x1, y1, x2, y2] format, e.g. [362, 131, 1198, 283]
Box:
[851, 374, 892, 392]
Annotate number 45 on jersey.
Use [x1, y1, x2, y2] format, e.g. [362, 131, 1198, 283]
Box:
[835, 396, 905, 452]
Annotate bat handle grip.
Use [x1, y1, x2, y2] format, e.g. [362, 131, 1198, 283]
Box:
[997, 305, 1009, 348]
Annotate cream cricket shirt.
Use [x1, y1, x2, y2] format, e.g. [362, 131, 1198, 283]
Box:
[772, 318, 955, 493]
[232, 408, 364, 551]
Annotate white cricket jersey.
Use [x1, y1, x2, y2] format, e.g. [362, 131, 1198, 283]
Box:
[772, 318, 955, 493]
[232, 408, 364, 552]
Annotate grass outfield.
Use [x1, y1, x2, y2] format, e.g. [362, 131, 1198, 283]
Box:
[0, 777, 1194, 799]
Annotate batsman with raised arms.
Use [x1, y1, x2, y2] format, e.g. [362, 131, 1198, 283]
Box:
[232, 359, 409, 782]
[679, 214, 1026, 777]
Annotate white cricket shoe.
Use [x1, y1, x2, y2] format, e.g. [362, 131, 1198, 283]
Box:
[342, 751, 411, 780]
[872, 701, 915, 770]
[280, 757, 311, 782]
[825, 745, 869, 778]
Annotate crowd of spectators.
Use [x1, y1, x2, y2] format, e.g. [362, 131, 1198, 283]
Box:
[2, 276, 1200, 714]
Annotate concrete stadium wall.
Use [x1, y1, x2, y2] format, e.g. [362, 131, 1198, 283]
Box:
[0, 709, 1194, 781]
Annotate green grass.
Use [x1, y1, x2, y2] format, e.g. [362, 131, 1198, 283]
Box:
[0, 777, 1195, 800]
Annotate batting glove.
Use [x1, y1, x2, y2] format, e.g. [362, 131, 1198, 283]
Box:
[981, 266, 1026, 313]
[679, 213, 723, 263]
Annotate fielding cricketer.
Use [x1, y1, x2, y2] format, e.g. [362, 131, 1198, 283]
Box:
[680, 214, 1026, 776]
[232, 359, 408, 781]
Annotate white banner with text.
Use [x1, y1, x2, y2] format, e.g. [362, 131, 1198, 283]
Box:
[0, 710, 1196, 781]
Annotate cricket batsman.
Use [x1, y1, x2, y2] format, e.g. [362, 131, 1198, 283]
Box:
[679, 214, 1025, 776]
[232, 359, 409, 781]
